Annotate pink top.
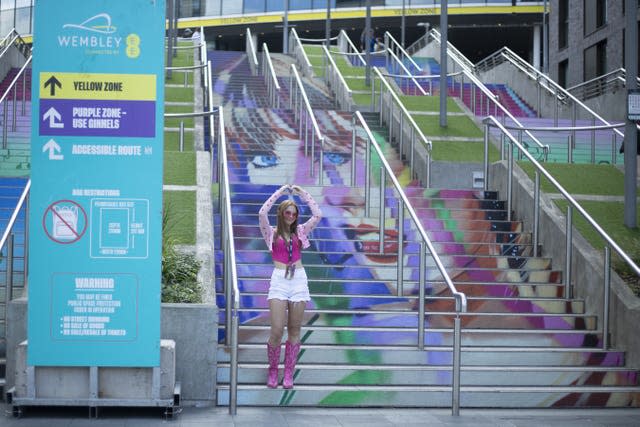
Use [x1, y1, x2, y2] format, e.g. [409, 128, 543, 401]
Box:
[271, 233, 301, 263]
[258, 186, 322, 262]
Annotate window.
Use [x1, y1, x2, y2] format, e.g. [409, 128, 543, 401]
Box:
[558, 0, 569, 49]
[583, 39, 607, 81]
[584, 0, 606, 36]
[558, 59, 568, 88]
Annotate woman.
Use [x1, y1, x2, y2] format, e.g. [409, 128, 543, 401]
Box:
[258, 184, 322, 389]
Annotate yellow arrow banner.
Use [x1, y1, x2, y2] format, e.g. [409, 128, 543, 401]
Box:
[39, 72, 156, 101]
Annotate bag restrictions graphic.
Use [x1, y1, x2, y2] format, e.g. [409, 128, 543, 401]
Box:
[43, 200, 88, 244]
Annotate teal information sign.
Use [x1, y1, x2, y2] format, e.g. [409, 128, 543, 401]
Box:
[28, 0, 166, 366]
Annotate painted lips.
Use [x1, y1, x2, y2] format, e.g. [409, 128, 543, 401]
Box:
[352, 223, 401, 264]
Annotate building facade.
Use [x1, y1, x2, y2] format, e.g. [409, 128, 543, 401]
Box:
[548, 0, 640, 88]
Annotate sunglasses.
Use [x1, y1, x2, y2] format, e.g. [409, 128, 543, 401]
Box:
[283, 211, 298, 218]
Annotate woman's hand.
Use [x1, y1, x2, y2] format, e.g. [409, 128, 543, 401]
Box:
[290, 185, 303, 194]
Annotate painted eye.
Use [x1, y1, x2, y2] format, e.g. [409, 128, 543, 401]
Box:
[250, 155, 278, 168]
[324, 153, 347, 166]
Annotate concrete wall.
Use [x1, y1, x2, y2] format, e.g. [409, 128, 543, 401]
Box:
[7, 299, 218, 406]
[488, 161, 640, 368]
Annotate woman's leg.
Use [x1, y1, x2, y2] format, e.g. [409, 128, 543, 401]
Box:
[268, 299, 288, 345]
[283, 301, 306, 388]
[286, 301, 307, 343]
[266, 299, 288, 388]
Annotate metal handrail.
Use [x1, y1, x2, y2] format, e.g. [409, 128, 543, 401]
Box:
[321, 44, 352, 111]
[289, 28, 314, 77]
[425, 34, 548, 156]
[261, 43, 281, 109]
[384, 31, 422, 73]
[216, 106, 240, 415]
[428, 29, 474, 73]
[0, 179, 30, 315]
[483, 115, 640, 351]
[245, 27, 259, 76]
[372, 66, 432, 186]
[0, 28, 30, 59]
[567, 68, 640, 101]
[289, 64, 325, 180]
[1, 55, 32, 149]
[298, 35, 339, 43]
[0, 179, 30, 257]
[384, 45, 426, 96]
[354, 110, 466, 416]
[338, 29, 366, 66]
[476, 46, 625, 142]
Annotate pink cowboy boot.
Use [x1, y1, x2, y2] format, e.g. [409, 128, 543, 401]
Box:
[283, 341, 301, 389]
[266, 342, 281, 388]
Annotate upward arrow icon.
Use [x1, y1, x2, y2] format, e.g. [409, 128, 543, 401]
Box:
[44, 76, 62, 96]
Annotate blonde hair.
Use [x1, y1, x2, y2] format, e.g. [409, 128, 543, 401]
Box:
[276, 200, 299, 242]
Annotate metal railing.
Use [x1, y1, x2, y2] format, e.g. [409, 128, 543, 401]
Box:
[371, 67, 433, 186]
[289, 28, 314, 77]
[354, 110, 466, 416]
[0, 28, 30, 60]
[567, 68, 640, 102]
[245, 27, 259, 76]
[337, 30, 366, 67]
[483, 115, 640, 351]
[289, 64, 325, 180]
[261, 43, 281, 109]
[215, 105, 240, 415]
[420, 32, 549, 159]
[474, 46, 626, 150]
[321, 44, 353, 111]
[1, 55, 32, 149]
[384, 31, 423, 74]
[0, 179, 30, 321]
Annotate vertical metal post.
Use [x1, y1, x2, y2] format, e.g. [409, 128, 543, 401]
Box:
[602, 246, 611, 349]
[283, 0, 290, 53]
[440, 0, 449, 128]
[379, 167, 386, 254]
[543, 0, 548, 74]
[611, 133, 617, 165]
[624, 0, 638, 227]
[166, 0, 174, 79]
[21, 71, 26, 115]
[179, 121, 184, 152]
[365, 132, 371, 217]
[590, 117, 596, 164]
[2, 99, 8, 148]
[6, 234, 14, 304]
[533, 171, 540, 257]
[568, 134, 573, 164]
[397, 199, 404, 297]
[351, 116, 357, 187]
[399, 114, 404, 158]
[564, 206, 573, 299]
[326, 0, 331, 47]
[418, 241, 425, 349]
[401, 0, 406, 47]
[507, 141, 513, 222]
[319, 136, 324, 186]
[229, 306, 238, 415]
[310, 117, 315, 178]
[483, 123, 490, 191]
[365, 0, 371, 87]
[12, 88, 17, 131]
[452, 315, 461, 416]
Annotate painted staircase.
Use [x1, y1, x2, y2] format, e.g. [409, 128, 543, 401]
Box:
[211, 50, 640, 408]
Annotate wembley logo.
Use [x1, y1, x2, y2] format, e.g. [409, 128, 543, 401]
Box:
[58, 13, 122, 52]
[62, 13, 117, 34]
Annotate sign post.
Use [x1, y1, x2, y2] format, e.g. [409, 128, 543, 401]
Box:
[28, 0, 166, 367]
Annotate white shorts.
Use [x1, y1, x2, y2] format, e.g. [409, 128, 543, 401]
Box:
[267, 267, 310, 302]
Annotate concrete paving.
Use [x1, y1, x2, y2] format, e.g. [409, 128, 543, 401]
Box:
[1, 404, 639, 426]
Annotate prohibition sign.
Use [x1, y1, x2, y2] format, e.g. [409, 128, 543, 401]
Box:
[43, 199, 87, 244]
